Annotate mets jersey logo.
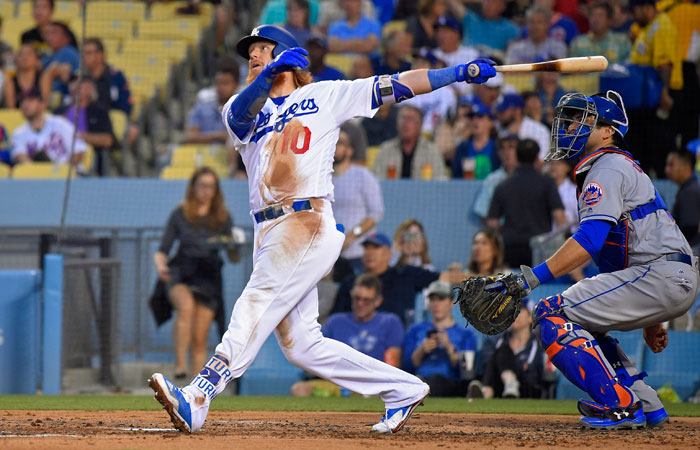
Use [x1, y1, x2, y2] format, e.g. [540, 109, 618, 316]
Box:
[582, 182, 604, 206]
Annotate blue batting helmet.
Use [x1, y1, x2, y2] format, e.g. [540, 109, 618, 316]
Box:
[547, 90, 629, 161]
[236, 25, 299, 60]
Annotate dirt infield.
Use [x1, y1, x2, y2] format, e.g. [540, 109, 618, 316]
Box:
[1, 410, 699, 449]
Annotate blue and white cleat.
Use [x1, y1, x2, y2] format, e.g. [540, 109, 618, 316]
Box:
[645, 408, 669, 428]
[148, 373, 206, 433]
[579, 401, 646, 430]
[371, 394, 428, 434]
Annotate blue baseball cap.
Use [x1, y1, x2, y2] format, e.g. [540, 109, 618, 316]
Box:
[687, 138, 700, 155]
[435, 16, 462, 36]
[469, 101, 495, 119]
[362, 232, 391, 248]
[496, 93, 525, 112]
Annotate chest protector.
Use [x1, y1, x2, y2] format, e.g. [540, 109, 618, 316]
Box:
[575, 148, 670, 273]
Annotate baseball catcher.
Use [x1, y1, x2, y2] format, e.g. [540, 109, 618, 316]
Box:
[458, 90, 700, 430]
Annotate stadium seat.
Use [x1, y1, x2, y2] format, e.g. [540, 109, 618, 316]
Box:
[365, 145, 379, 168]
[502, 73, 535, 92]
[70, 19, 134, 42]
[22, 1, 83, 22]
[324, 53, 358, 78]
[560, 73, 600, 96]
[0, 0, 15, 20]
[101, 38, 121, 57]
[122, 39, 188, 65]
[0, 109, 26, 133]
[160, 165, 196, 179]
[109, 109, 128, 141]
[1, 18, 28, 51]
[382, 20, 406, 38]
[110, 52, 170, 84]
[12, 163, 72, 179]
[86, 1, 146, 23]
[0, 162, 10, 178]
[642, 330, 700, 401]
[138, 18, 201, 49]
[148, 1, 214, 28]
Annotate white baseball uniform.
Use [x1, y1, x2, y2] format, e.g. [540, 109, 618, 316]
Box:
[11, 114, 87, 164]
[205, 77, 428, 406]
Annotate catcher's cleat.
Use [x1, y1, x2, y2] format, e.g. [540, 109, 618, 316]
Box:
[645, 408, 669, 428]
[579, 401, 646, 430]
[148, 373, 207, 433]
[371, 392, 428, 434]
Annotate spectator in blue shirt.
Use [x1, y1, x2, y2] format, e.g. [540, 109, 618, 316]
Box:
[39, 21, 79, 109]
[403, 280, 477, 397]
[283, 0, 313, 53]
[448, 0, 520, 55]
[291, 274, 404, 396]
[184, 60, 239, 146]
[327, 0, 382, 55]
[452, 101, 498, 179]
[306, 35, 345, 82]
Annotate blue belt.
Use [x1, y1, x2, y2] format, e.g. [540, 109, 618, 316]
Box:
[253, 199, 312, 224]
[666, 253, 692, 266]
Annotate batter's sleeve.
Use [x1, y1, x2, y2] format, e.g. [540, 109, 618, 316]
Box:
[326, 78, 379, 125]
[221, 94, 257, 149]
[578, 168, 625, 224]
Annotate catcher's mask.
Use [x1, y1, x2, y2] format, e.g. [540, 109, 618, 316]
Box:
[547, 90, 628, 161]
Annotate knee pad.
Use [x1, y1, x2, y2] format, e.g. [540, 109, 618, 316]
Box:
[535, 311, 634, 409]
[191, 354, 234, 401]
[533, 295, 565, 328]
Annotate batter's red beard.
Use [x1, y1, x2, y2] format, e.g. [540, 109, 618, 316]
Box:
[246, 68, 287, 89]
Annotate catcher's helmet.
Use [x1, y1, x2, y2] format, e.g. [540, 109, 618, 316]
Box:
[547, 90, 628, 161]
[236, 25, 299, 60]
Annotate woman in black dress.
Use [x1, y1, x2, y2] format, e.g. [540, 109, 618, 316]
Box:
[154, 167, 239, 379]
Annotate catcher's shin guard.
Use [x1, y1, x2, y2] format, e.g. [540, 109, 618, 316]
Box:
[190, 354, 234, 402]
[534, 298, 635, 409]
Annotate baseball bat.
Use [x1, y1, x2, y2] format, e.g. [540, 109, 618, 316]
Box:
[467, 56, 608, 78]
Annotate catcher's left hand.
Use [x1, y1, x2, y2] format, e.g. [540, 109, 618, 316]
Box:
[454, 272, 531, 335]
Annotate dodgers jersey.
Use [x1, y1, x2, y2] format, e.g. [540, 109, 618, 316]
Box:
[11, 114, 87, 164]
[575, 149, 692, 266]
[222, 77, 378, 212]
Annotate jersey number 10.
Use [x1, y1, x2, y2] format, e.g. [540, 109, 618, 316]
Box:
[280, 125, 311, 155]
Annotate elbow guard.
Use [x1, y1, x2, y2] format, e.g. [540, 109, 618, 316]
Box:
[371, 74, 415, 108]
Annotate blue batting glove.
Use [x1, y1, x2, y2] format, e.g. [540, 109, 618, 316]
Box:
[458, 59, 497, 84]
[262, 47, 309, 77]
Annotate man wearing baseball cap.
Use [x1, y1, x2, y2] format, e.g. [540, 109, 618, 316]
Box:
[332, 231, 442, 325]
[496, 92, 550, 162]
[403, 280, 477, 397]
[433, 16, 480, 97]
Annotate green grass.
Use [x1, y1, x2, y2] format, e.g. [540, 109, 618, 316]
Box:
[1, 395, 700, 417]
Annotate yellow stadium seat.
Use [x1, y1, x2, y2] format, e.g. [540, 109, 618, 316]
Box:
[560, 73, 600, 96]
[0, 108, 26, 133]
[19, 1, 80, 21]
[171, 144, 227, 167]
[138, 19, 201, 48]
[0, 162, 10, 178]
[160, 165, 196, 179]
[325, 53, 358, 78]
[149, 1, 214, 28]
[0, 0, 15, 20]
[502, 73, 535, 92]
[110, 53, 170, 86]
[101, 38, 121, 57]
[70, 19, 134, 42]
[86, 1, 146, 23]
[12, 163, 72, 179]
[366, 146, 379, 169]
[109, 109, 128, 140]
[125, 72, 160, 113]
[1, 18, 29, 51]
[122, 38, 187, 64]
[382, 20, 406, 39]
[81, 144, 94, 174]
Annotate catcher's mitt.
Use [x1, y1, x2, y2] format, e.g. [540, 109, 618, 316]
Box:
[455, 273, 528, 335]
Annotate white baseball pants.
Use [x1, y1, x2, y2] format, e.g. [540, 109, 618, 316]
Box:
[211, 199, 428, 407]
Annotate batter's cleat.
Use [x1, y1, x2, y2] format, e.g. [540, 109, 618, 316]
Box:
[579, 401, 646, 430]
[148, 373, 206, 433]
[371, 394, 427, 434]
[645, 408, 669, 428]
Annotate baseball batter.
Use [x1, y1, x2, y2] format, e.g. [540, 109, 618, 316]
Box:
[148, 25, 497, 434]
[513, 91, 700, 429]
